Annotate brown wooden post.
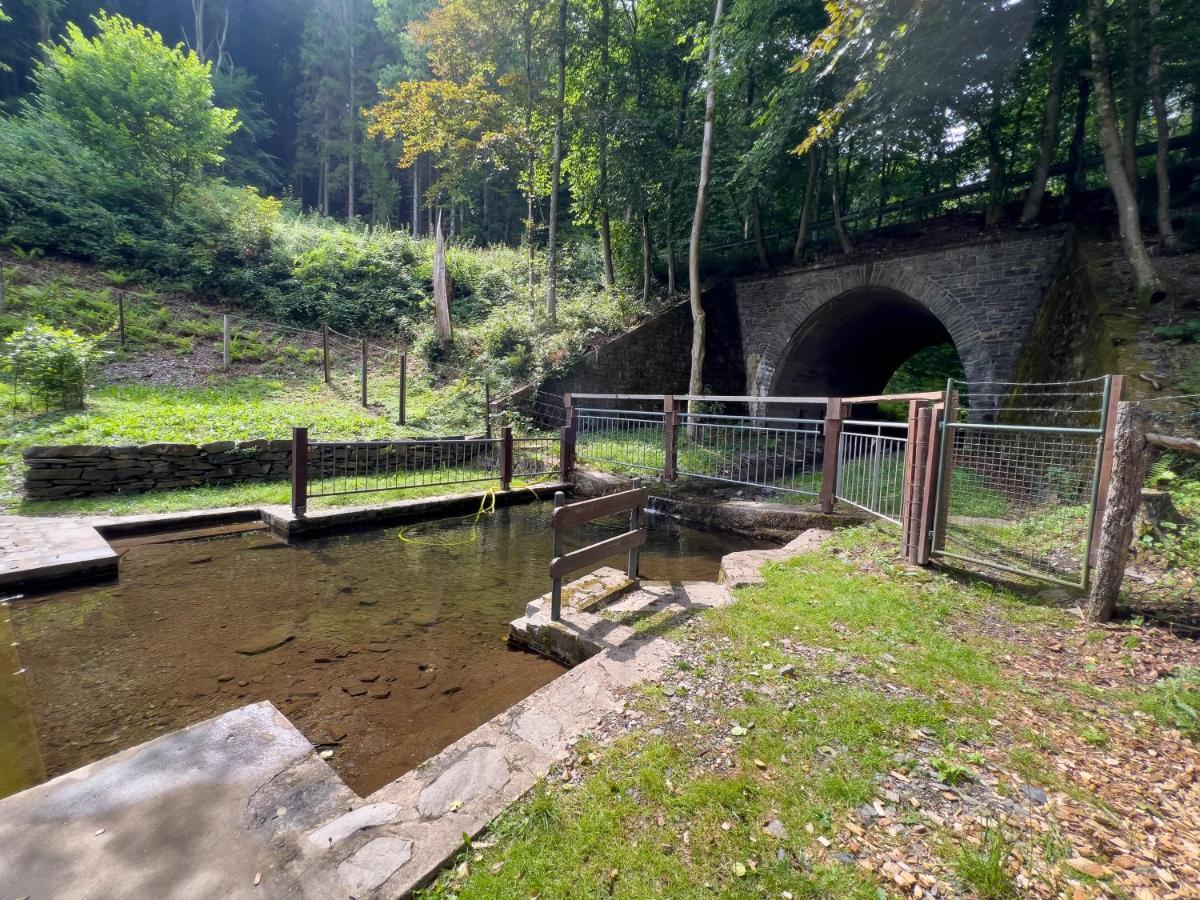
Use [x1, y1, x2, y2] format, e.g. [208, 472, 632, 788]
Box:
[820, 398, 844, 513]
[500, 425, 513, 491]
[360, 338, 368, 407]
[290, 426, 308, 518]
[551, 490, 566, 620]
[663, 395, 679, 481]
[559, 424, 575, 482]
[398, 352, 407, 426]
[915, 405, 943, 565]
[118, 292, 127, 350]
[1088, 374, 1124, 566]
[1086, 403, 1153, 621]
[627, 476, 643, 578]
[930, 389, 959, 554]
[221, 314, 230, 371]
[900, 400, 922, 560]
[321, 325, 331, 384]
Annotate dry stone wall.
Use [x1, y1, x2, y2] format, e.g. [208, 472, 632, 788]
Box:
[23, 439, 491, 500]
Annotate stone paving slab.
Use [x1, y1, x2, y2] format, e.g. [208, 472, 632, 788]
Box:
[0, 515, 118, 591]
[0, 702, 355, 899]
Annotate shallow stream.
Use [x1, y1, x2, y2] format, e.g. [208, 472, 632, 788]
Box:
[1, 504, 771, 798]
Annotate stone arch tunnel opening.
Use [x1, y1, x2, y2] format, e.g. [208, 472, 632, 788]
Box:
[769, 288, 965, 413]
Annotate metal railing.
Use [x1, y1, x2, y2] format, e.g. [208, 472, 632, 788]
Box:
[677, 410, 825, 495]
[290, 426, 566, 515]
[835, 420, 910, 524]
[575, 406, 667, 473]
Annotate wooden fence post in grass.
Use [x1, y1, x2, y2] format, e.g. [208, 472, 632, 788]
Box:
[398, 352, 407, 426]
[559, 424, 575, 482]
[322, 325, 331, 384]
[360, 338, 368, 407]
[222, 314, 230, 371]
[484, 381, 492, 438]
[1088, 374, 1124, 566]
[118, 292, 127, 350]
[1086, 403, 1153, 622]
[291, 426, 309, 518]
[500, 425, 513, 491]
[820, 398, 843, 514]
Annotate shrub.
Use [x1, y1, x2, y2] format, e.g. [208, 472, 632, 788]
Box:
[1, 320, 106, 409]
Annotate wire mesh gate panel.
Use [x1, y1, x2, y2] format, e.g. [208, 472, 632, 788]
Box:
[931, 377, 1116, 589]
[677, 411, 824, 495]
[835, 420, 910, 524]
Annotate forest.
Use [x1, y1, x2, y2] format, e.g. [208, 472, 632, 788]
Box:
[1, 0, 1198, 390]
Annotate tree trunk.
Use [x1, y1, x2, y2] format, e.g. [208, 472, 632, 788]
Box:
[641, 206, 653, 307]
[1147, 0, 1179, 252]
[433, 209, 453, 350]
[546, 0, 567, 324]
[687, 0, 724, 412]
[793, 148, 820, 262]
[1020, 18, 1068, 225]
[1086, 0, 1163, 306]
[321, 158, 330, 216]
[1086, 403, 1152, 622]
[752, 198, 769, 269]
[411, 161, 420, 237]
[1066, 73, 1092, 213]
[666, 193, 676, 296]
[1123, 0, 1143, 189]
[829, 142, 854, 255]
[598, 0, 615, 289]
[345, 0, 357, 222]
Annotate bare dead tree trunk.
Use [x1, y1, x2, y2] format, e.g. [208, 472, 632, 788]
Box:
[598, 0, 615, 289]
[1086, 403, 1153, 622]
[1087, 0, 1163, 307]
[546, 0, 567, 324]
[687, 0, 724, 413]
[191, 0, 207, 62]
[1020, 14, 1069, 225]
[829, 142, 854, 255]
[433, 209, 453, 350]
[793, 148, 820, 262]
[1147, 0, 1179, 252]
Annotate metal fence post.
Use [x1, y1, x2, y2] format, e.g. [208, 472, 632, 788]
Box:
[398, 351, 407, 426]
[321, 324, 331, 384]
[820, 398, 843, 513]
[360, 339, 369, 407]
[551, 490, 566, 621]
[663, 395, 679, 481]
[627, 476, 643, 578]
[291, 426, 308, 518]
[500, 425, 513, 491]
[222, 314, 230, 371]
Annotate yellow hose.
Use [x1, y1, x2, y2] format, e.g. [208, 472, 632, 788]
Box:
[395, 475, 555, 548]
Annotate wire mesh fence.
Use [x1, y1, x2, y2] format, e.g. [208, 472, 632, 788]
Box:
[933, 377, 1112, 588]
[576, 404, 668, 474]
[513, 435, 562, 479]
[677, 411, 824, 495]
[835, 420, 909, 523]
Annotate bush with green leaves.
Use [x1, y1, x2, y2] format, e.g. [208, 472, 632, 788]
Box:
[1, 320, 106, 410]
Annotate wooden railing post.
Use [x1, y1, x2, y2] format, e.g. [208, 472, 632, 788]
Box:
[628, 477, 643, 577]
[500, 425, 513, 492]
[398, 351, 407, 425]
[915, 405, 943, 565]
[221, 313, 230, 371]
[291, 426, 308, 518]
[360, 338, 368, 407]
[1088, 374, 1124, 568]
[551, 490, 566, 621]
[663, 395, 679, 481]
[900, 400, 921, 560]
[820, 398, 843, 514]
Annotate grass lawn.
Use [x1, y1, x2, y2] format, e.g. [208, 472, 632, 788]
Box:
[421, 526, 1200, 899]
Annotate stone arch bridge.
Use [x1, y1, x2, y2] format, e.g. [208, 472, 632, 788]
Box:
[539, 228, 1080, 404]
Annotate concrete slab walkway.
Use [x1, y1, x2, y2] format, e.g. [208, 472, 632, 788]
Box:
[0, 515, 117, 591]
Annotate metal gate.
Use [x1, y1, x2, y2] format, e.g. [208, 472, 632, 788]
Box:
[929, 376, 1119, 590]
[835, 419, 910, 524]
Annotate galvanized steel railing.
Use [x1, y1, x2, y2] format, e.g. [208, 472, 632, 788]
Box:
[676, 411, 825, 495]
[575, 406, 667, 473]
[835, 420, 910, 524]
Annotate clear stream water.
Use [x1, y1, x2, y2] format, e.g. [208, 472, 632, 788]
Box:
[1, 504, 771, 798]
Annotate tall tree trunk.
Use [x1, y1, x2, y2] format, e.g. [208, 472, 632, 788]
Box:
[1123, 0, 1143, 189]
[344, 0, 357, 221]
[598, 0, 615, 289]
[1087, 0, 1163, 306]
[687, 0, 724, 411]
[412, 161, 420, 237]
[1066, 72, 1092, 209]
[666, 193, 676, 296]
[321, 157, 330, 216]
[1147, 0, 1178, 252]
[433, 209, 453, 349]
[751, 198, 769, 269]
[793, 148, 820, 262]
[546, 0, 566, 324]
[522, 11, 536, 314]
[829, 142, 854, 255]
[1020, 14, 1069, 225]
[641, 205, 653, 307]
